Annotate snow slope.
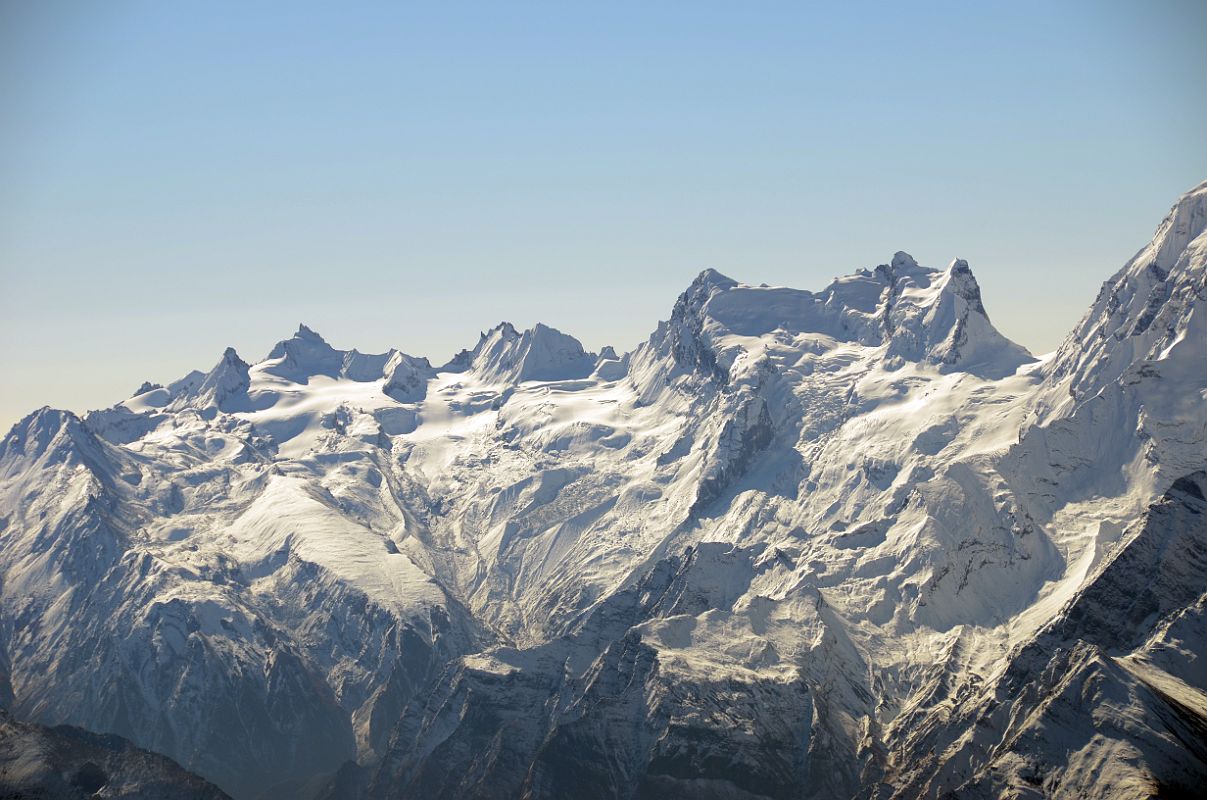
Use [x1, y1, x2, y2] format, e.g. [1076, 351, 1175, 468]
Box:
[1, 182, 1205, 799]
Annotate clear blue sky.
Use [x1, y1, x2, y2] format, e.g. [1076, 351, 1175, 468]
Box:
[2, 1, 1205, 430]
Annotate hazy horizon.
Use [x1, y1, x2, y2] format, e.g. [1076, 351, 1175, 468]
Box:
[3, 1, 1206, 431]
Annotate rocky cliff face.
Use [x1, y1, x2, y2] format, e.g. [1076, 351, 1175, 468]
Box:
[1, 184, 1206, 799]
[880, 472, 1207, 798]
[1021, 180, 1207, 501]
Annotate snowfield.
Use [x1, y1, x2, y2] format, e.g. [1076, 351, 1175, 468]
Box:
[3, 181, 1207, 799]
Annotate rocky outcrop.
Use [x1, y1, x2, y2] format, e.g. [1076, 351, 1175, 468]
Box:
[0, 711, 230, 799]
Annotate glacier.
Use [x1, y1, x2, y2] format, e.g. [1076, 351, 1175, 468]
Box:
[2, 181, 1206, 799]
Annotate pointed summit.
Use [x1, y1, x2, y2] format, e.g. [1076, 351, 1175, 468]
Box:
[451, 322, 595, 383]
[638, 254, 1032, 387]
[263, 323, 412, 384]
[169, 347, 251, 413]
[1144, 179, 1207, 275]
[691, 268, 738, 291]
[638, 270, 746, 386]
[0, 406, 119, 488]
[383, 351, 435, 403]
[441, 322, 519, 373]
[881, 257, 1030, 375]
[1021, 180, 1207, 499]
[295, 323, 326, 341]
[873, 251, 928, 291]
[1, 407, 90, 468]
[268, 323, 333, 356]
[1045, 179, 1207, 406]
[944, 258, 988, 317]
[264, 324, 343, 382]
[513, 323, 596, 381]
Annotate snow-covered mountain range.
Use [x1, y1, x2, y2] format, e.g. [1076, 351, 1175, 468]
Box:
[2, 181, 1206, 799]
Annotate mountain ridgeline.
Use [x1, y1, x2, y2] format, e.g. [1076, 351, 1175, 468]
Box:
[3, 181, 1207, 799]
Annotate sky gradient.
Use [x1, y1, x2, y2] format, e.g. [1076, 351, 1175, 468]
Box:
[2, 1, 1206, 431]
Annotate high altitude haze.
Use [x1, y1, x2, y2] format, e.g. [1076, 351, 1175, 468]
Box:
[2, 1, 1206, 430]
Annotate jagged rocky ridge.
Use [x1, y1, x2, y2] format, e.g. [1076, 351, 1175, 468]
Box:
[1, 181, 1206, 799]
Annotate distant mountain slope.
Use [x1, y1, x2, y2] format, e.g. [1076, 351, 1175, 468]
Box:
[0, 711, 229, 799]
[0, 181, 1204, 799]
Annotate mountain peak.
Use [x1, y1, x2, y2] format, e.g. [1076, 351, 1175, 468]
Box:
[265, 324, 342, 382]
[4, 184, 1207, 800]
[457, 322, 595, 383]
[891, 251, 918, 270]
[874, 251, 928, 286]
[3, 406, 79, 446]
[172, 348, 251, 413]
[383, 351, 435, 402]
[638, 270, 741, 386]
[643, 253, 1030, 386]
[692, 268, 738, 290]
[1146, 179, 1207, 274]
[0, 406, 105, 471]
[870, 255, 1029, 375]
[294, 323, 327, 342]
[943, 257, 989, 317]
[1043, 179, 1207, 414]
